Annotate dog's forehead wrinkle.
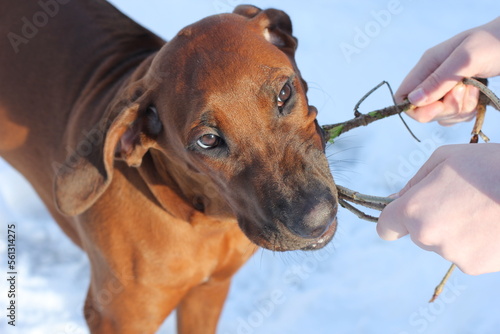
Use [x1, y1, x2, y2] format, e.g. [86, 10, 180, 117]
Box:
[200, 60, 291, 98]
[198, 72, 299, 134]
[185, 13, 246, 36]
[195, 110, 217, 128]
[169, 18, 294, 81]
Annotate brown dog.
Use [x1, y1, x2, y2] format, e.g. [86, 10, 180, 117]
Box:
[0, 1, 338, 333]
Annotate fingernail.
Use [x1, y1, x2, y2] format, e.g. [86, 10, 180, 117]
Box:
[408, 87, 427, 106]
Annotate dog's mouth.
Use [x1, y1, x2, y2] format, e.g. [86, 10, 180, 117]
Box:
[237, 214, 337, 252]
[300, 216, 337, 251]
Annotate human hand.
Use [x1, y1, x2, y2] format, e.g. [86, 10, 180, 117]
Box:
[377, 144, 500, 275]
[396, 17, 500, 126]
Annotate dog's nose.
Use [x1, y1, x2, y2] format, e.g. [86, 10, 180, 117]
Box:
[288, 201, 337, 239]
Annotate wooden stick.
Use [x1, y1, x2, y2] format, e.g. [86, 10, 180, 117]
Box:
[327, 77, 500, 303]
[338, 199, 379, 223]
[463, 77, 500, 110]
[322, 77, 500, 143]
[322, 101, 414, 142]
[337, 185, 393, 212]
[429, 264, 457, 303]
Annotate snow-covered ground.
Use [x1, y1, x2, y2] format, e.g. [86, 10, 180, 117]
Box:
[2, 1, 500, 333]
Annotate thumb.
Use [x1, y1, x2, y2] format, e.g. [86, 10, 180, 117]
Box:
[377, 147, 449, 240]
[408, 48, 470, 106]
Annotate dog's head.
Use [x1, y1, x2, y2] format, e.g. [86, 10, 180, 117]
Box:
[55, 5, 338, 251]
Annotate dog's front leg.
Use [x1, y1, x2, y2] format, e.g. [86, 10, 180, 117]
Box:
[176, 277, 232, 334]
[83, 268, 188, 334]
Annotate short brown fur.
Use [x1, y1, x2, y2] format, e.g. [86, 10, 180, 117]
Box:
[0, 2, 337, 333]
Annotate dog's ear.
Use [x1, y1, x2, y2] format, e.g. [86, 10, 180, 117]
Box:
[234, 5, 308, 91]
[232, 4, 261, 18]
[114, 104, 162, 167]
[234, 5, 297, 59]
[54, 91, 163, 216]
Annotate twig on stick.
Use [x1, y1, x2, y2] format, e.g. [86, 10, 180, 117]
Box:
[322, 77, 500, 143]
[463, 77, 500, 110]
[338, 199, 379, 223]
[337, 185, 393, 212]
[322, 101, 414, 142]
[429, 264, 457, 303]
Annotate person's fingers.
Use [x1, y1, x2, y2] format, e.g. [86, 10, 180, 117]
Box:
[404, 101, 445, 123]
[376, 201, 409, 240]
[377, 147, 453, 241]
[431, 83, 479, 125]
[405, 82, 479, 124]
[437, 83, 466, 119]
[395, 32, 469, 103]
[396, 146, 454, 197]
[437, 113, 476, 126]
[462, 84, 480, 113]
[407, 47, 470, 107]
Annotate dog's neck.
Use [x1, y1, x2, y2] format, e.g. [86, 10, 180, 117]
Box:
[137, 150, 235, 222]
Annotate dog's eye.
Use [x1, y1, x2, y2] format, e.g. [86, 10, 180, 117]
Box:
[196, 134, 221, 149]
[277, 83, 292, 108]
